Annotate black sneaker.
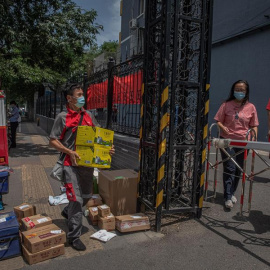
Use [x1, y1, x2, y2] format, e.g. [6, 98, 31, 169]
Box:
[69, 238, 86, 251]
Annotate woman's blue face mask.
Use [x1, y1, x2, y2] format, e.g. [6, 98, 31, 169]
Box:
[234, 91, 245, 101]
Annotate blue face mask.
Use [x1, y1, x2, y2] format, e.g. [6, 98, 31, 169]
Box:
[234, 92, 245, 101]
[75, 96, 85, 108]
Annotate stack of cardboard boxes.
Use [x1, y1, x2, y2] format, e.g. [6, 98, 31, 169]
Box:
[87, 169, 150, 233]
[13, 203, 66, 265]
[97, 205, 115, 231]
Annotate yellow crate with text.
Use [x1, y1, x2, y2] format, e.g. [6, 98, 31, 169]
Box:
[75, 126, 96, 146]
[76, 126, 114, 147]
[94, 127, 114, 147]
[76, 145, 111, 168]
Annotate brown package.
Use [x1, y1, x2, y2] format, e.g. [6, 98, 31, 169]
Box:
[22, 224, 66, 254]
[89, 207, 99, 226]
[85, 194, 103, 208]
[97, 204, 110, 217]
[21, 214, 52, 231]
[98, 169, 138, 216]
[22, 244, 65, 265]
[115, 213, 150, 233]
[13, 203, 36, 222]
[98, 214, 115, 231]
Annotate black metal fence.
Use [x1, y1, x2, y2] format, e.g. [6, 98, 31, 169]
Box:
[36, 56, 144, 137]
[36, 91, 67, 119]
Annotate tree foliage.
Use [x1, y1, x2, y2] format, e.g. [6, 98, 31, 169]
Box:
[0, 0, 102, 102]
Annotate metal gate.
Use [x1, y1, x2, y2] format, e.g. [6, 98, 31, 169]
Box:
[139, 0, 213, 231]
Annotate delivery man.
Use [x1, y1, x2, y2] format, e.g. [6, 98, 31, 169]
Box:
[49, 84, 115, 251]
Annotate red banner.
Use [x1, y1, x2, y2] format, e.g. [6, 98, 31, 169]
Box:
[87, 80, 108, 110]
[86, 71, 142, 110]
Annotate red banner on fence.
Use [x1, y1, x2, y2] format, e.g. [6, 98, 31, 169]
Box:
[86, 71, 142, 110]
[87, 80, 108, 110]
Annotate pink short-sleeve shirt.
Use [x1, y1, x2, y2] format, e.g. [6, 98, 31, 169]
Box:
[214, 100, 259, 140]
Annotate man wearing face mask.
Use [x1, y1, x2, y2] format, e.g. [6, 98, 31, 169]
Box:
[214, 80, 259, 209]
[8, 101, 20, 148]
[49, 84, 115, 251]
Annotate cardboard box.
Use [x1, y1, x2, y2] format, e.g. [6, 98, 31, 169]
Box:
[98, 214, 115, 231]
[21, 214, 52, 231]
[22, 244, 65, 265]
[97, 205, 111, 217]
[89, 207, 99, 225]
[76, 145, 111, 168]
[85, 194, 103, 208]
[99, 170, 138, 216]
[115, 214, 150, 233]
[14, 203, 36, 222]
[76, 126, 114, 147]
[22, 224, 66, 254]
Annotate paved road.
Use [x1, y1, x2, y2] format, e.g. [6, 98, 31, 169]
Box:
[1, 122, 269, 270]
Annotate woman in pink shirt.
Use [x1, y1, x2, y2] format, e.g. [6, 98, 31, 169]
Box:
[214, 80, 259, 209]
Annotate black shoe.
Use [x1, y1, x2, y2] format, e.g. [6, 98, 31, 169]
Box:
[69, 238, 86, 251]
[61, 209, 68, 219]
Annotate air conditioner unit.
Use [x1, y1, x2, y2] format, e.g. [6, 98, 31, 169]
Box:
[129, 18, 137, 29]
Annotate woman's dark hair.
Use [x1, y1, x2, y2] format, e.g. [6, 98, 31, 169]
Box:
[63, 83, 82, 100]
[226, 80, 249, 105]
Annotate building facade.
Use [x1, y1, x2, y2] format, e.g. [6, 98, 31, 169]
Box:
[119, 0, 145, 62]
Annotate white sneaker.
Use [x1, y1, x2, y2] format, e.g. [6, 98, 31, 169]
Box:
[225, 200, 233, 209]
[231, 195, 237, 204]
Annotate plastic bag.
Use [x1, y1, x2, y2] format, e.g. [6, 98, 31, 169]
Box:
[90, 230, 116, 242]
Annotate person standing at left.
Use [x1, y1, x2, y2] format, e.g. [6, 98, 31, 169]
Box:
[9, 100, 20, 148]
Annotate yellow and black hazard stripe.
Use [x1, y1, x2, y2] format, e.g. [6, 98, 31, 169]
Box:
[138, 83, 145, 198]
[198, 83, 210, 217]
[156, 86, 169, 219]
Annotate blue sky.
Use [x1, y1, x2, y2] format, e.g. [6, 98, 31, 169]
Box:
[73, 0, 121, 45]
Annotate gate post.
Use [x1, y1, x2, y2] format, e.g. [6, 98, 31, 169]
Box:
[106, 57, 115, 128]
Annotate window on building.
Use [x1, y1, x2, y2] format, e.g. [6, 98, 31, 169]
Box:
[139, 0, 145, 15]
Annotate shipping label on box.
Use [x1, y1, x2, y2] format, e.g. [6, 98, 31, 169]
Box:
[22, 224, 66, 254]
[98, 214, 115, 231]
[76, 146, 111, 168]
[21, 214, 52, 231]
[94, 127, 114, 147]
[76, 126, 96, 146]
[14, 203, 36, 222]
[115, 214, 150, 233]
[97, 205, 111, 217]
[86, 194, 103, 208]
[89, 207, 99, 225]
[22, 244, 65, 265]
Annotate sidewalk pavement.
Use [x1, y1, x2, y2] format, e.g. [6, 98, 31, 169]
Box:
[1, 121, 270, 270]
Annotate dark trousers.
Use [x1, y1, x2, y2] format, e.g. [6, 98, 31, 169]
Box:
[10, 121, 18, 147]
[220, 147, 245, 200]
[63, 166, 93, 241]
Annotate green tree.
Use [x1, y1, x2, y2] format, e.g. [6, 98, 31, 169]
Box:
[0, 0, 102, 102]
[100, 40, 118, 53]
